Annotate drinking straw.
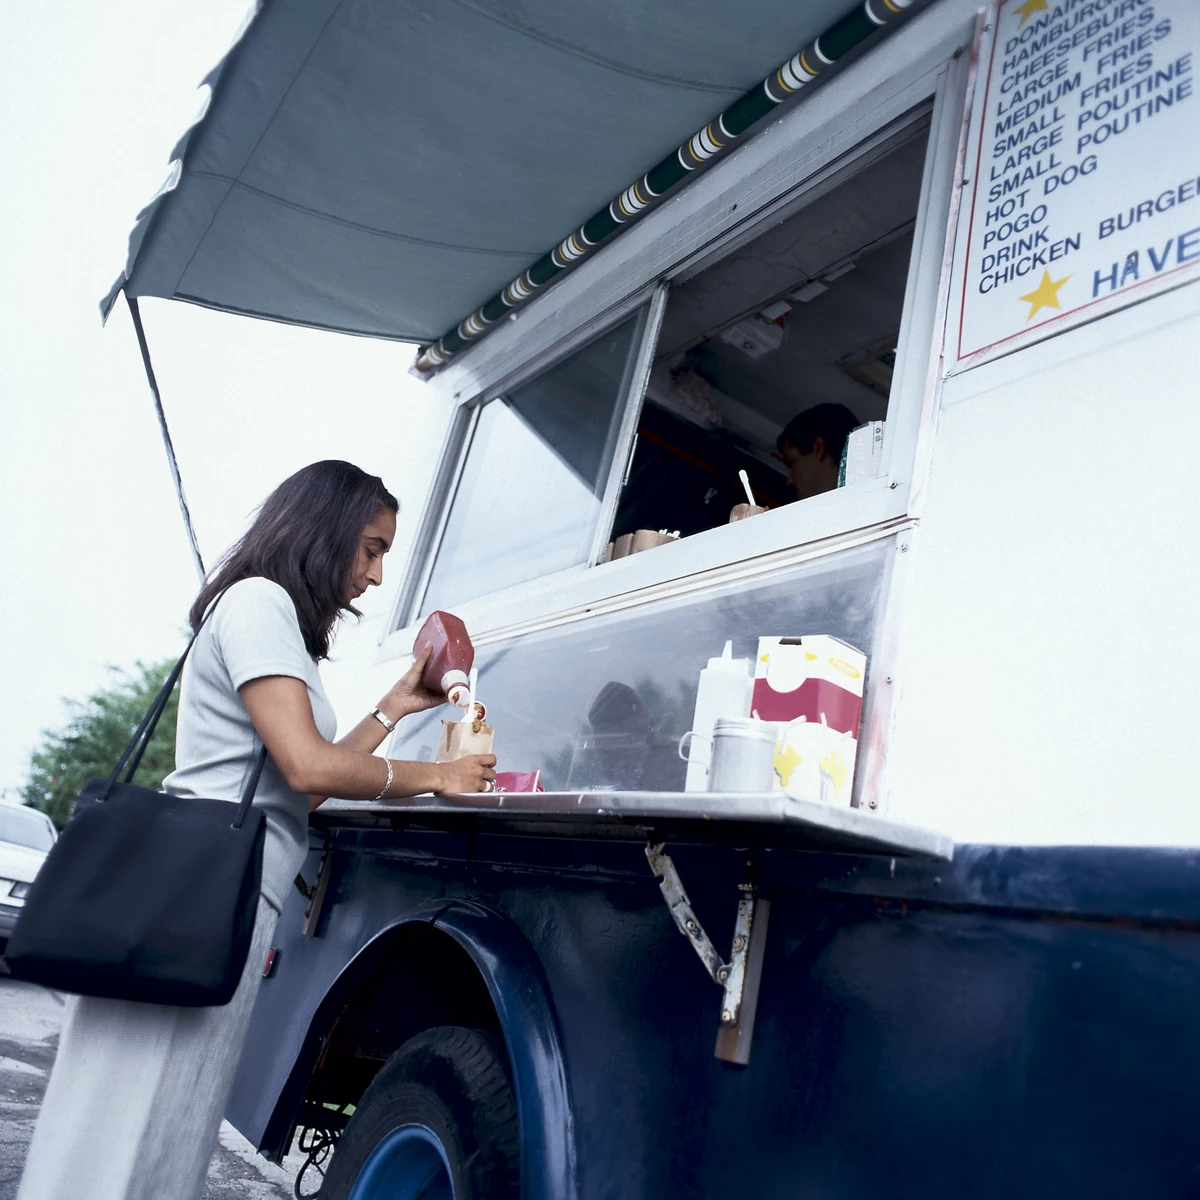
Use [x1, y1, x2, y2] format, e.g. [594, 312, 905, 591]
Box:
[738, 470, 756, 507]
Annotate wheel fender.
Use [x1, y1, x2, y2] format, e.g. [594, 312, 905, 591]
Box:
[265, 897, 577, 1200]
[429, 900, 577, 1200]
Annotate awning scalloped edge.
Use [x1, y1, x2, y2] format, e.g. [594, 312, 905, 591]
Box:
[415, 0, 915, 372]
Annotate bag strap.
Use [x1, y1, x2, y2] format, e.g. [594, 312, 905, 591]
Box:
[103, 588, 229, 799]
[232, 745, 270, 830]
[114, 636, 199, 786]
[101, 585, 272, 821]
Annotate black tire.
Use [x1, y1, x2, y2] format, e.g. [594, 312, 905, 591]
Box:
[318, 1026, 519, 1200]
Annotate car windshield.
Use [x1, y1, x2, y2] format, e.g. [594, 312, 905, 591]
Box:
[0, 806, 55, 851]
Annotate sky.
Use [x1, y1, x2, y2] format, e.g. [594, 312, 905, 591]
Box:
[0, 0, 449, 796]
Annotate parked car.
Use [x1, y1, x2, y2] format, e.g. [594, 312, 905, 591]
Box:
[0, 803, 56, 954]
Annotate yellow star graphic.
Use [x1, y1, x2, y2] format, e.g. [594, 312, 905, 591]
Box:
[774, 744, 803, 788]
[1018, 270, 1070, 322]
[1013, 0, 1048, 24]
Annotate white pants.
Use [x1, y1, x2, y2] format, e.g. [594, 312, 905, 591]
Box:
[17, 895, 278, 1200]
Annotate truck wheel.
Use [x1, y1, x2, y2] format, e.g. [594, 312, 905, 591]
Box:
[318, 1026, 519, 1200]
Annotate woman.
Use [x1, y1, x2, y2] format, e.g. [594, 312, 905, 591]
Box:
[18, 460, 495, 1200]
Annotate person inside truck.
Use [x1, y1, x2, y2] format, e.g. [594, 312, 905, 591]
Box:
[775, 403, 860, 501]
[17, 459, 496, 1200]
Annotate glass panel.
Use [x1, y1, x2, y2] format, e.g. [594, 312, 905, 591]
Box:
[421, 314, 641, 612]
[396, 538, 888, 795]
[609, 116, 931, 551]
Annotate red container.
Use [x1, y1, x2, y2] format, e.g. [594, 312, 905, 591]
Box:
[413, 611, 475, 707]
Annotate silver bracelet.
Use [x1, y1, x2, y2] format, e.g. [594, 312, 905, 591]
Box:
[370, 707, 396, 734]
[374, 759, 394, 801]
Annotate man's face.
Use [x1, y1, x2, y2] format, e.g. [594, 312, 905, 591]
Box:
[781, 437, 837, 501]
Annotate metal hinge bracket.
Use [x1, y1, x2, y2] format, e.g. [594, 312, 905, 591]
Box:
[645, 843, 771, 1064]
[301, 833, 334, 938]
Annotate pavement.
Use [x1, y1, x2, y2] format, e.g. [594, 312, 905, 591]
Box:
[0, 962, 311, 1199]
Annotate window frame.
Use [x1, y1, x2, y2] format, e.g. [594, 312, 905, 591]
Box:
[381, 2, 975, 663]
[391, 288, 666, 629]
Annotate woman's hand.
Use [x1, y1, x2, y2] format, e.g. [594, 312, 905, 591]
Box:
[379, 646, 445, 720]
[435, 754, 497, 795]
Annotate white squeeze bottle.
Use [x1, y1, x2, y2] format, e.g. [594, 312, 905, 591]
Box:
[685, 641, 754, 791]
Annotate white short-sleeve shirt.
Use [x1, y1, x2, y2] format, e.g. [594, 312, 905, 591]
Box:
[163, 577, 337, 910]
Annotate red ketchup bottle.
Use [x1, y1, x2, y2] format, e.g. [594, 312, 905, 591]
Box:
[413, 611, 475, 708]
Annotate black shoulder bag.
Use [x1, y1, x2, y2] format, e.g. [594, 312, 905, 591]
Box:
[6, 595, 269, 1007]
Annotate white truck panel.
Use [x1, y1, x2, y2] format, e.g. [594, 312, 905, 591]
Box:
[889, 281, 1200, 844]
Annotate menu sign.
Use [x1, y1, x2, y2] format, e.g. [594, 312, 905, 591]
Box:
[954, 0, 1200, 365]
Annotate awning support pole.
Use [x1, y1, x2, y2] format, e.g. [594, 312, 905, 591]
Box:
[125, 293, 206, 581]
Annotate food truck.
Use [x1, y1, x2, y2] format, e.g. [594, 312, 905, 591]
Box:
[103, 0, 1200, 1194]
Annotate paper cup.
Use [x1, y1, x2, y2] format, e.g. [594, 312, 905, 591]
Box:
[631, 529, 677, 554]
[611, 533, 634, 559]
[729, 503, 768, 523]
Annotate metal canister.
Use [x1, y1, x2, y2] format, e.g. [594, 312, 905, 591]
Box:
[707, 717, 779, 793]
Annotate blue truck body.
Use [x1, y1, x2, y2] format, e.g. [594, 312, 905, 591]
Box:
[229, 818, 1200, 1198]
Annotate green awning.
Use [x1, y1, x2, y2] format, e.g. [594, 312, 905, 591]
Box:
[103, 0, 913, 359]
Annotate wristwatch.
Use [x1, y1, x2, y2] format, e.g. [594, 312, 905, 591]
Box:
[370, 707, 396, 734]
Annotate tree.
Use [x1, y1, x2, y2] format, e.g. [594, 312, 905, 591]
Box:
[21, 659, 180, 828]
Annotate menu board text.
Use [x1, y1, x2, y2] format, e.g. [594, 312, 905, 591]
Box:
[956, 0, 1200, 362]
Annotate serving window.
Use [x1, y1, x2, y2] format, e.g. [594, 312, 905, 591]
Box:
[610, 114, 930, 548]
[395, 99, 944, 632]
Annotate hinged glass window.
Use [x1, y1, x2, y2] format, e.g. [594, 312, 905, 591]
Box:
[417, 311, 645, 615]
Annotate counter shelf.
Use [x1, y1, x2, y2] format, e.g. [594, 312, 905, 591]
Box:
[311, 789, 952, 861]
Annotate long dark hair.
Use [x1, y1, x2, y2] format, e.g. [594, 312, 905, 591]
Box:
[190, 461, 398, 660]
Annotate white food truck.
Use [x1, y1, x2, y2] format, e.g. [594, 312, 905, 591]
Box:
[103, 0, 1200, 1193]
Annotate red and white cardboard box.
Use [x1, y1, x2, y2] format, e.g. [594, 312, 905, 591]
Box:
[751, 636, 866, 729]
[750, 636, 867, 803]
